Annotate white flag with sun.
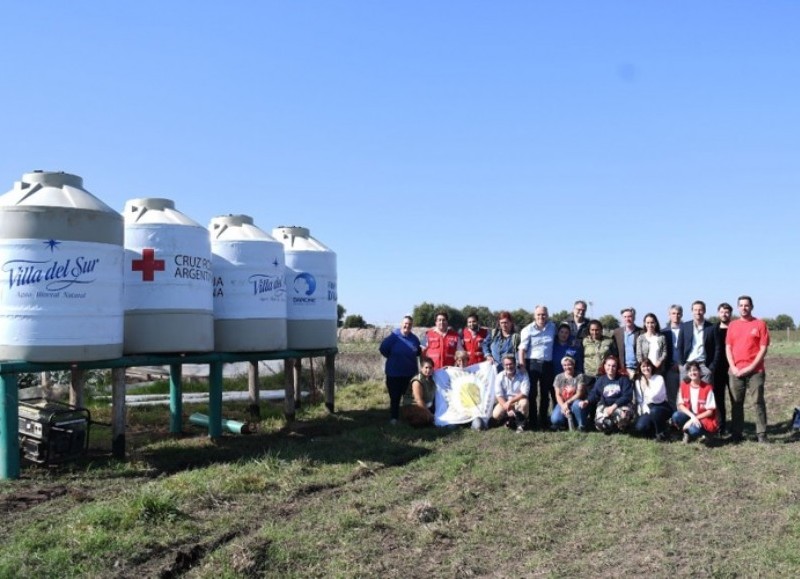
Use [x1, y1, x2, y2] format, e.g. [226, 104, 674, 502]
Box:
[433, 361, 496, 426]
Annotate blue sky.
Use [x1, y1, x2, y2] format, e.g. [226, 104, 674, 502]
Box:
[2, 1, 798, 327]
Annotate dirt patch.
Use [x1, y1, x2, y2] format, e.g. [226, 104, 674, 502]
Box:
[0, 484, 70, 515]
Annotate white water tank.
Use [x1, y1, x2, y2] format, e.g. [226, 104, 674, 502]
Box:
[272, 226, 337, 349]
[123, 198, 213, 353]
[0, 171, 124, 361]
[209, 214, 287, 352]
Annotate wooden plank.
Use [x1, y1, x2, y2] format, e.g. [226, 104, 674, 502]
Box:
[248, 362, 260, 419]
[70, 368, 84, 408]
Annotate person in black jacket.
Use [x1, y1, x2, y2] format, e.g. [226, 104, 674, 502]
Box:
[677, 300, 720, 384]
[662, 304, 683, 406]
[713, 302, 733, 434]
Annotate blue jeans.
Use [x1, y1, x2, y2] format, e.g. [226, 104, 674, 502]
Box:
[634, 404, 672, 438]
[671, 411, 706, 439]
[550, 400, 588, 430]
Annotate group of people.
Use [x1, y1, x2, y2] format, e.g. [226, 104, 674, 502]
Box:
[379, 296, 770, 443]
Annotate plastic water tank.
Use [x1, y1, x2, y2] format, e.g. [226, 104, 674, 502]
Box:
[0, 171, 124, 362]
[209, 215, 287, 351]
[123, 198, 213, 353]
[272, 226, 337, 349]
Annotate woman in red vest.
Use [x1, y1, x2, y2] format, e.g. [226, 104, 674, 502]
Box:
[671, 361, 720, 444]
[421, 311, 460, 370]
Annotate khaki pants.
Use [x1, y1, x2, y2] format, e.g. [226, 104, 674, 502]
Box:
[729, 371, 767, 437]
[492, 399, 530, 421]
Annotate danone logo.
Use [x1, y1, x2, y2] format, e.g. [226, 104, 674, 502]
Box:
[292, 272, 316, 303]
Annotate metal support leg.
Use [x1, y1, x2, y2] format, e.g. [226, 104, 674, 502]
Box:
[0, 373, 20, 480]
[208, 362, 223, 439]
[169, 364, 183, 434]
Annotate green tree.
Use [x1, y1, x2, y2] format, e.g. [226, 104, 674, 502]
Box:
[776, 314, 796, 330]
[412, 302, 436, 327]
[765, 314, 795, 331]
[435, 304, 465, 330]
[342, 314, 368, 329]
[461, 305, 494, 328]
[337, 304, 346, 328]
[598, 314, 619, 330]
[411, 302, 468, 329]
[510, 308, 531, 330]
[550, 309, 570, 325]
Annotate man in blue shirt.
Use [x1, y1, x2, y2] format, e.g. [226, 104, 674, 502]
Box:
[517, 305, 557, 429]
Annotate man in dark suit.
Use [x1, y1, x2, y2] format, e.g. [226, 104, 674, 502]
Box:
[612, 307, 642, 379]
[676, 300, 720, 383]
[662, 304, 684, 405]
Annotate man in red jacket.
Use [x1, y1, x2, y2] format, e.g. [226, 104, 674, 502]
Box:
[461, 312, 488, 365]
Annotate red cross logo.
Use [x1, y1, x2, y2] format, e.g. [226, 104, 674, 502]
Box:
[131, 248, 165, 281]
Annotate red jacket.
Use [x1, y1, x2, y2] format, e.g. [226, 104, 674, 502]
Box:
[423, 329, 460, 369]
[678, 381, 719, 433]
[461, 327, 488, 365]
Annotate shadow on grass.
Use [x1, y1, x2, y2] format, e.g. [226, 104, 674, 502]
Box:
[76, 406, 456, 478]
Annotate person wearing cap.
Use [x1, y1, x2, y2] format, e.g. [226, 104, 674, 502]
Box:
[550, 355, 588, 431]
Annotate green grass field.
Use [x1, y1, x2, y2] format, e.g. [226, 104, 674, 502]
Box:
[1, 348, 799, 577]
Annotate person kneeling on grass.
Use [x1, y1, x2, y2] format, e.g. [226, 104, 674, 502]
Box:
[550, 356, 588, 431]
[491, 354, 530, 433]
[633, 358, 672, 441]
[671, 361, 719, 444]
[401, 357, 436, 427]
[580, 354, 634, 434]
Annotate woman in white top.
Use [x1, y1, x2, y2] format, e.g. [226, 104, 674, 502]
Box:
[632, 358, 672, 440]
[635, 313, 667, 374]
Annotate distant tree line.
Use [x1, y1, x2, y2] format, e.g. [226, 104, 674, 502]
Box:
[337, 305, 375, 329]
[409, 302, 622, 331]
[339, 302, 796, 332]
